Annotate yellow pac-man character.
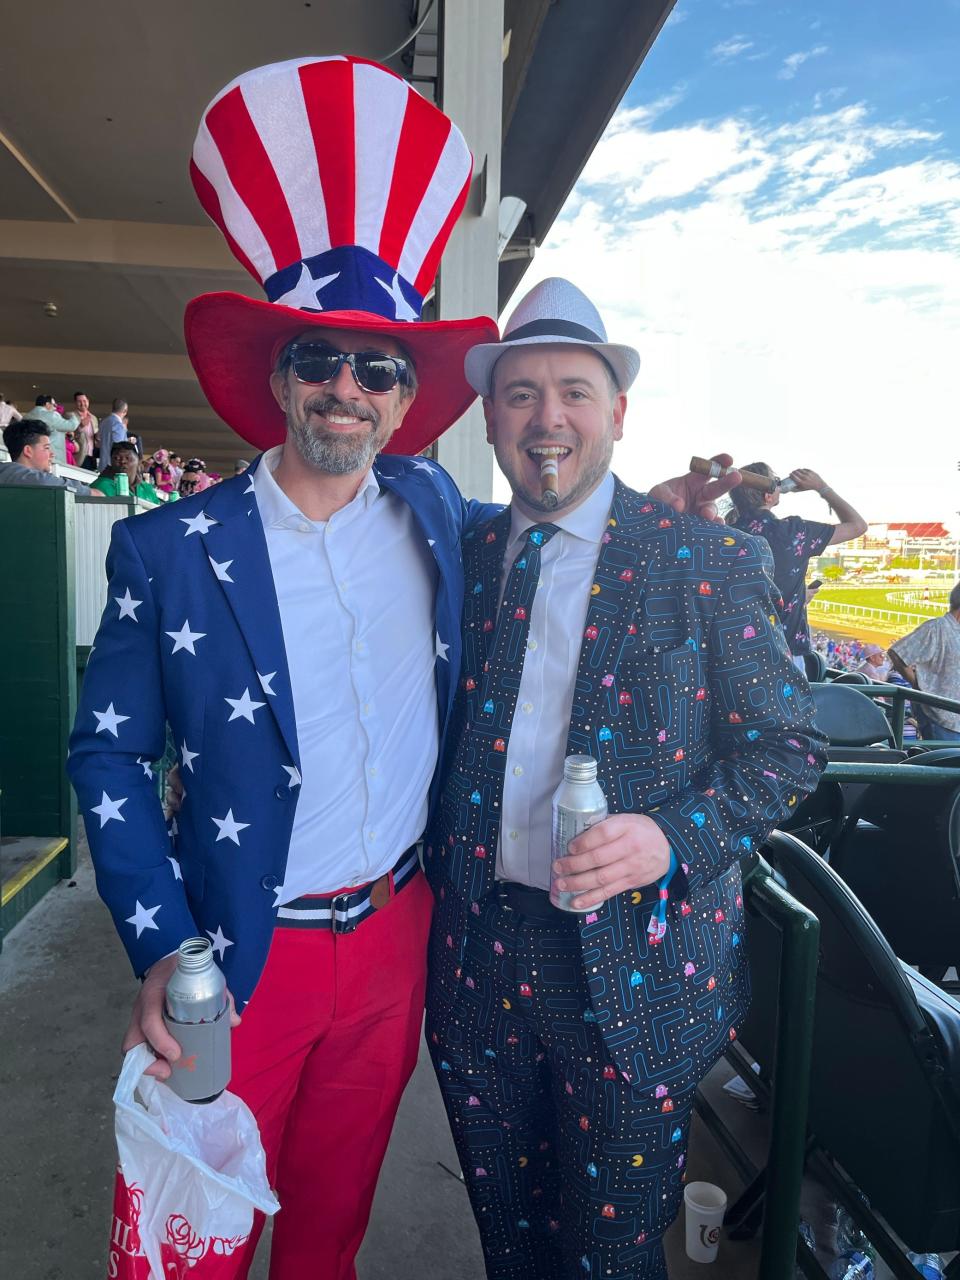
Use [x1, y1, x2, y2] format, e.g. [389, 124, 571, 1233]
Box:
[723, 536, 736, 546]
[631, 891, 643, 905]
[591, 583, 601, 596]
[518, 1156, 528, 1167]
[769, 614, 778, 625]
[502, 998, 512, 1010]
[788, 794, 798, 807]
[608, 518, 618, 528]
[632, 1154, 645, 1167]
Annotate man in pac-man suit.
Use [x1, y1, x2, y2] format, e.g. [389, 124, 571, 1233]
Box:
[68, 57, 499, 1279]
[424, 278, 827, 1279]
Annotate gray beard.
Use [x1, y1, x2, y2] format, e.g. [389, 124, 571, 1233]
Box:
[287, 397, 383, 475]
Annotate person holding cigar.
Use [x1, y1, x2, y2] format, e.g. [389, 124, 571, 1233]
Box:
[727, 462, 867, 664]
[424, 277, 826, 1280]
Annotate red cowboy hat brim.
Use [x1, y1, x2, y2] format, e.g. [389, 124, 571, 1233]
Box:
[184, 293, 498, 456]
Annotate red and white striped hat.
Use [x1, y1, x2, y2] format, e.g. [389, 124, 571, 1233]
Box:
[185, 56, 496, 454]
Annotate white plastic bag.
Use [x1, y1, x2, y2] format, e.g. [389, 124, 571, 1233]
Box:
[110, 1044, 279, 1279]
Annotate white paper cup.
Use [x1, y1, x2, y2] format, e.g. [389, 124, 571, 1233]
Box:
[684, 1181, 727, 1263]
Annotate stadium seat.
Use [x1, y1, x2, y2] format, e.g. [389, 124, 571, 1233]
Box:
[833, 670, 869, 684]
[780, 778, 844, 856]
[803, 650, 828, 683]
[829, 762, 960, 983]
[810, 683, 899, 759]
[742, 832, 960, 1263]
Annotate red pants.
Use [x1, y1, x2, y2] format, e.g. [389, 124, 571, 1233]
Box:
[230, 871, 433, 1279]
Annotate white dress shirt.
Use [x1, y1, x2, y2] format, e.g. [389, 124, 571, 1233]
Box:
[254, 447, 439, 901]
[497, 472, 615, 888]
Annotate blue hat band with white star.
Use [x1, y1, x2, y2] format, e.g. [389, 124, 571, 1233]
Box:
[264, 245, 423, 322]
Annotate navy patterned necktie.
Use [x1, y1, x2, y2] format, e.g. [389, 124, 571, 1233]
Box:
[485, 521, 560, 706]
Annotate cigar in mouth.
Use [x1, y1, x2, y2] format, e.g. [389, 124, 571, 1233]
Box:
[534, 446, 564, 509]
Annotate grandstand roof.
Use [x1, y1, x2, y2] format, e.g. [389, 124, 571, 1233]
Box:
[887, 522, 951, 539]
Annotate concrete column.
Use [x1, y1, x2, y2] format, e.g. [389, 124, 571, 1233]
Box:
[435, 0, 504, 502]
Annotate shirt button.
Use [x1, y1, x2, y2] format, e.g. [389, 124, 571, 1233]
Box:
[298, 522, 311, 534]
[362, 702, 371, 715]
[369, 766, 378, 777]
[521, 702, 533, 714]
[513, 765, 524, 777]
[355, 640, 365, 653]
[509, 830, 519, 840]
[367, 830, 376, 841]
[527, 639, 538, 651]
[339, 581, 348, 591]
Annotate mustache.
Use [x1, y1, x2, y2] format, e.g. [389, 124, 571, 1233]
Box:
[304, 394, 380, 429]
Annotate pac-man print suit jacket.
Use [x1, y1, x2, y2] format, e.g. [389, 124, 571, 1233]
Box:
[425, 477, 827, 1089]
[68, 455, 494, 1011]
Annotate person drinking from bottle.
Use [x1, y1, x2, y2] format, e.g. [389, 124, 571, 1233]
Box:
[726, 463, 867, 665]
[91, 440, 161, 504]
[423, 277, 827, 1280]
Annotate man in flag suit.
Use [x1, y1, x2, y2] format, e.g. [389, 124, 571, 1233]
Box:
[423, 278, 828, 1279]
[68, 57, 500, 1278]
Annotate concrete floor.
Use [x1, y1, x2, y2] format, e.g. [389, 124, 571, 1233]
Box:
[0, 833, 761, 1280]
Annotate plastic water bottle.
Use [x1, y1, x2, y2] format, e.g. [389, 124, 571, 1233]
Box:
[832, 1254, 873, 1280]
[908, 1255, 946, 1279]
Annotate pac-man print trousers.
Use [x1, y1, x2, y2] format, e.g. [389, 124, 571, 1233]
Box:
[427, 896, 694, 1280]
[228, 870, 433, 1280]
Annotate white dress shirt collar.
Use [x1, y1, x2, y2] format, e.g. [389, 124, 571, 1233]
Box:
[254, 444, 380, 531]
[506, 470, 615, 554]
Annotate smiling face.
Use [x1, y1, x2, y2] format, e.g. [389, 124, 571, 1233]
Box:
[484, 345, 626, 516]
[269, 327, 415, 476]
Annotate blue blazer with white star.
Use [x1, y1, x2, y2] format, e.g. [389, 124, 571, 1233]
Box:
[67, 454, 495, 1009]
[425, 479, 828, 1088]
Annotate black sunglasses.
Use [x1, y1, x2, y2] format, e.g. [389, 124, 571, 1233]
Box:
[288, 342, 409, 395]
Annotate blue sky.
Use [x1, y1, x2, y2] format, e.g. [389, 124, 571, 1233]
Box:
[500, 0, 960, 528]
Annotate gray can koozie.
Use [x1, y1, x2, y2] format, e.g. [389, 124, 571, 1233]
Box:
[161, 937, 232, 1103]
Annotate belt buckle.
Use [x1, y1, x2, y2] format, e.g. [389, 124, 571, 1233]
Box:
[330, 893, 356, 935]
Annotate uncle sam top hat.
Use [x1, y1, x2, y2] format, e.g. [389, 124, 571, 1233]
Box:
[464, 277, 640, 396]
[185, 56, 498, 454]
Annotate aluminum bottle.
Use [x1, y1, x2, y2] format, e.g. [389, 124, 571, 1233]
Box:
[777, 475, 798, 493]
[115, 471, 130, 497]
[550, 754, 608, 912]
[161, 937, 231, 1102]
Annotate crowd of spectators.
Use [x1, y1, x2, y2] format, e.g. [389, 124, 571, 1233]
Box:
[0, 390, 249, 502]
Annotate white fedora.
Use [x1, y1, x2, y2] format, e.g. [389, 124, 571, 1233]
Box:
[464, 276, 641, 396]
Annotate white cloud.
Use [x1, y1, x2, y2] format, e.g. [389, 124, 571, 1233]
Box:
[711, 36, 754, 62]
[778, 45, 829, 79]
[500, 100, 960, 523]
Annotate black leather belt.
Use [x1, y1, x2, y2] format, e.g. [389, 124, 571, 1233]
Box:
[495, 880, 564, 923]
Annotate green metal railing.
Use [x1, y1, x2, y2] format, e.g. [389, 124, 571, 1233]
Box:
[695, 855, 820, 1280]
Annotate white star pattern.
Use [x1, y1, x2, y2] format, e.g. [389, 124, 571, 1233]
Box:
[166, 620, 206, 655]
[282, 765, 302, 788]
[257, 671, 277, 697]
[137, 756, 154, 780]
[412, 459, 438, 475]
[274, 263, 341, 310]
[126, 900, 161, 937]
[208, 556, 234, 583]
[180, 511, 217, 537]
[206, 924, 234, 961]
[375, 270, 419, 321]
[93, 703, 130, 737]
[168, 855, 182, 882]
[225, 688, 266, 724]
[272, 882, 287, 908]
[115, 588, 143, 621]
[435, 634, 450, 661]
[91, 791, 127, 827]
[427, 539, 436, 547]
[211, 809, 250, 845]
[180, 740, 199, 773]
[244, 476, 256, 495]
